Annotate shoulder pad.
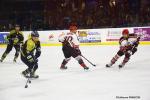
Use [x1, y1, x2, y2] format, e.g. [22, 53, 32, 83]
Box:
[19, 31, 23, 35]
[10, 30, 16, 34]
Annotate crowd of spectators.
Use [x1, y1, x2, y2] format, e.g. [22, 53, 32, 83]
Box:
[0, 0, 150, 31]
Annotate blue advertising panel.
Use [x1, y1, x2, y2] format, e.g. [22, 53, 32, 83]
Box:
[0, 32, 9, 44]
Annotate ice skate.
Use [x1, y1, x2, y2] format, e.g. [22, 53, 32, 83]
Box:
[13, 59, 17, 62]
[0, 57, 5, 62]
[84, 66, 89, 70]
[118, 63, 125, 69]
[60, 66, 67, 70]
[21, 70, 29, 78]
[13, 57, 17, 62]
[0, 59, 3, 62]
[106, 63, 112, 68]
[30, 72, 39, 79]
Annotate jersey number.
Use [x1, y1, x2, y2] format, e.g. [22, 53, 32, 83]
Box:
[64, 36, 73, 42]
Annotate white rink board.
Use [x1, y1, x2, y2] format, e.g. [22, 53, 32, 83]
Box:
[19, 26, 150, 44]
[0, 26, 150, 45]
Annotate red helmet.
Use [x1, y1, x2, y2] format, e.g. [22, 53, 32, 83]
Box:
[122, 29, 129, 35]
[69, 23, 77, 31]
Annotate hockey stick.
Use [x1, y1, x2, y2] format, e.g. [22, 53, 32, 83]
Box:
[25, 75, 31, 88]
[75, 32, 96, 66]
[24, 64, 35, 88]
[81, 55, 96, 67]
[24, 60, 39, 88]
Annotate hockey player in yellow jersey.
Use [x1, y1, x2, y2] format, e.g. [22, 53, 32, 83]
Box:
[21, 31, 41, 78]
[0, 24, 24, 62]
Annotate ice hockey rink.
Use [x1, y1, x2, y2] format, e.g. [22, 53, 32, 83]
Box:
[0, 45, 150, 100]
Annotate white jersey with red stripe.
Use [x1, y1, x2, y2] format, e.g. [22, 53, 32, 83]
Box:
[58, 32, 80, 48]
[119, 34, 139, 52]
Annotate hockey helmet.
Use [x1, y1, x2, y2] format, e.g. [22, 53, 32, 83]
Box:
[122, 29, 129, 35]
[69, 23, 77, 31]
[31, 31, 39, 37]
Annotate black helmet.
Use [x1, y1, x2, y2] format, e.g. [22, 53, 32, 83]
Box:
[31, 31, 39, 37]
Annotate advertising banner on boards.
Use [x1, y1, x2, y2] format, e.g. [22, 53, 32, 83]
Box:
[134, 28, 150, 41]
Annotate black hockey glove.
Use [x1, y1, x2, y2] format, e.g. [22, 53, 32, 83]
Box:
[26, 54, 34, 63]
[26, 54, 38, 63]
[133, 42, 139, 47]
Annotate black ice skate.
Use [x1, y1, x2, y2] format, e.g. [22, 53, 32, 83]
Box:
[106, 63, 112, 68]
[118, 64, 125, 69]
[13, 56, 18, 62]
[21, 71, 29, 78]
[84, 66, 89, 70]
[0, 59, 3, 62]
[60, 66, 67, 70]
[0, 57, 4, 62]
[13, 59, 16, 62]
[30, 73, 39, 79]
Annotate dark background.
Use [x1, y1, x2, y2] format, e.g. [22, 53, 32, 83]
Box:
[0, 0, 150, 31]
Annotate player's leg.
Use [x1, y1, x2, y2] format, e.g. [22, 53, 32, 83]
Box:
[21, 55, 35, 77]
[119, 52, 131, 68]
[30, 62, 39, 78]
[60, 47, 71, 69]
[72, 49, 89, 70]
[60, 57, 71, 69]
[13, 45, 20, 62]
[0, 44, 13, 62]
[132, 47, 137, 55]
[74, 55, 89, 70]
[106, 50, 124, 67]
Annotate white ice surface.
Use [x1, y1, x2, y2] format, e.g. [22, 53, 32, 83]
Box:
[0, 46, 150, 100]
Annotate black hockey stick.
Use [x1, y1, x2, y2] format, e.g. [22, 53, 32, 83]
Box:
[81, 55, 96, 67]
[24, 61, 39, 88]
[24, 64, 36, 88]
[25, 73, 31, 88]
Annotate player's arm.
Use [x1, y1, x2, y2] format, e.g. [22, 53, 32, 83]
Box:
[119, 39, 132, 52]
[71, 35, 80, 48]
[129, 34, 140, 46]
[71, 35, 81, 55]
[58, 33, 65, 43]
[35, 41, 41, 59]
[6, 30, 15, 43]
[7, 30, 14, 40]
[18, 32, 24, 44]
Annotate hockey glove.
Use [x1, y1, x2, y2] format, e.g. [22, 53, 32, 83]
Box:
[26, 54, 37, 63]
[26, 55, 34, 63]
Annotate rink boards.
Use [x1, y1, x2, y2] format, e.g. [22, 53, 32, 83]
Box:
[0, 26, 150, 47]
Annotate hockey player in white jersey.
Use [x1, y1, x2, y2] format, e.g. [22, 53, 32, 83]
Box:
[106, 29, 140, 68]
[58, 23, 89, 70]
